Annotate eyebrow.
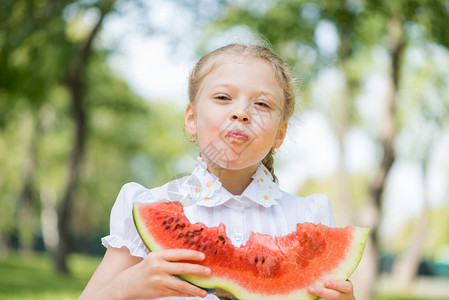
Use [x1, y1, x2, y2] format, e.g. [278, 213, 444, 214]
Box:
[210, 83, 234, 91]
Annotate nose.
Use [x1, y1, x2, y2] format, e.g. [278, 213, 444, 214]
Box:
[231, 109, 251, 124]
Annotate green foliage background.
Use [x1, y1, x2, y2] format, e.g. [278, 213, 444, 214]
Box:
[0, 0, 194, 255]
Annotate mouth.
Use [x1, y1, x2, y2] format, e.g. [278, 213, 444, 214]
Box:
[224, 129, 249, 142]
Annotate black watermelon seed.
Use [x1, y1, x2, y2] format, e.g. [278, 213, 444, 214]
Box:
[218, 235, 225, 241]
[262, 257, 265, 263]
[163, 221, 167, 225]
[255, 257, 258, 263]
[165, 226, 170, 230]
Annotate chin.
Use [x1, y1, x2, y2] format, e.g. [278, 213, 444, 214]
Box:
[210, 153, 264, 171]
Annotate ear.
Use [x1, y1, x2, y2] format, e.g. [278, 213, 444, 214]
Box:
[184, 103, 197, 137]
[273, 121, 288, 149]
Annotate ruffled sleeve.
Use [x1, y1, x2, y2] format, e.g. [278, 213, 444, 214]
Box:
[101, 182, 153, 258]
[304, 194, 335, 227]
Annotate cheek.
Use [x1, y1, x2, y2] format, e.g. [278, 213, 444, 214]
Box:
[195, 109, 224, 139]
[197, 111, 220, 129]
[256, 118, 282, 138]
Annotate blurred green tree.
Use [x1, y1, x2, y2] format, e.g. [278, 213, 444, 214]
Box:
[0, 0, 191, 274]
[1, 0, 117, 273]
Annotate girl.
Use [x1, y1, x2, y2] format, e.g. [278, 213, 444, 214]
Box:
[80, 43, 355, 300]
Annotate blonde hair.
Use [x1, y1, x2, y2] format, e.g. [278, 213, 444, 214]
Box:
[188, 43, 297, 182]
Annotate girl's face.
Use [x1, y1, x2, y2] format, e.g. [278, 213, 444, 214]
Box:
[185, 56, 287, 170]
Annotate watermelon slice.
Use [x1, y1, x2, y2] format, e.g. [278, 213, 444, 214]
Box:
[133, 200, 369, 300]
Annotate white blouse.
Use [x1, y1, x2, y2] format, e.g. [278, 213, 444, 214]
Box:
[101, 157, 335, 300]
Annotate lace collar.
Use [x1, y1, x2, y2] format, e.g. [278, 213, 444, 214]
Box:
[178, 157, 282, 208]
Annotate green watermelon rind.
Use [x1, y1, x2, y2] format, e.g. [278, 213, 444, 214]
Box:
[133, 203, 370, 300]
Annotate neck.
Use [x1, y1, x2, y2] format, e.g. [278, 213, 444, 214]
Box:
[200, 155, 259, 196]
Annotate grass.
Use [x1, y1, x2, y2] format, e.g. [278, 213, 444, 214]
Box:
[374, 274, 449, 300]
[375, 296, 444, 300]
[0, 251, 101, 300]
[0, 251, 448, 300]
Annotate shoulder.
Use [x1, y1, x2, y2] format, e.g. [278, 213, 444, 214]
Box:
[277, 191, 335, 227]
[111, 182, 167, 213]
[118, 182, 151, 197]
[278, 190, 331, 206]
[115, 182, 153, 205]
[114, 176, 190, 207]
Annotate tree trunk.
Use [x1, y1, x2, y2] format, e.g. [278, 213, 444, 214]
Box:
[357, 17, 405, 299]
[55, 11, 107, 273]
[391, 150, 431, 289]
[55, 96, 86, 272]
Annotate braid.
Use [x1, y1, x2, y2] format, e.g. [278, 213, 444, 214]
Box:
[262, 148, 278, 183]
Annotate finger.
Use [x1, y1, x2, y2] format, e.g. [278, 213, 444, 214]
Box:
[161, 287, 207, 299]
[307, 286, 339, 299]
[157, 249, 206, 262]
[325, 280, 353, 294]
[165, 261, 211, 276]
[165, 276, 209, 298]
[163, 288, 207, 298]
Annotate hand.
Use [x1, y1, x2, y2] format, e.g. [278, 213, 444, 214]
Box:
[119, 249, 211, 299]
[307, 280, 355, 300]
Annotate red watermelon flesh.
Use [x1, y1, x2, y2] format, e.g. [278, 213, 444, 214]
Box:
[133, 200, 369, 300]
